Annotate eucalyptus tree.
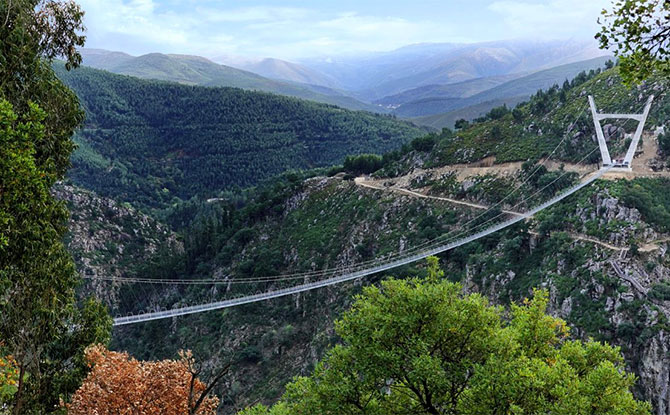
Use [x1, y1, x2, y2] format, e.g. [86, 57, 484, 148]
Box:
[0, 1, 111, 413]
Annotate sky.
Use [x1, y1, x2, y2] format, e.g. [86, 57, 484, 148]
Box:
[77, 0, 613, 61]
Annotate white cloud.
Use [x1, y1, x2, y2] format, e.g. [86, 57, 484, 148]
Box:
[488, 0, 610, 38]
[80, 0, 195, 48]
[195, 6, 310, 23]
[76, 0, 610, 60]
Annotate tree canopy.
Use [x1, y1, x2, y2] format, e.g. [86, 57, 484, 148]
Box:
[596, 0, 670, 84]
[241, 262, 650, 415]
[0, 1, 111, 413]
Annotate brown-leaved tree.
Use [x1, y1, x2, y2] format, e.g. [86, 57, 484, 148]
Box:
[67, 345, 222, 415]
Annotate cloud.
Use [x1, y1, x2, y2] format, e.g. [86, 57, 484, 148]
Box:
[76, 0, 608, 60]
[80, 0, 195, 49]
[195, 6, 310, 23]
[488, 0, 610, 38]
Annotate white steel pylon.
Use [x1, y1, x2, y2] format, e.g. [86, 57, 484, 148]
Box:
[588, 95, 654, 170]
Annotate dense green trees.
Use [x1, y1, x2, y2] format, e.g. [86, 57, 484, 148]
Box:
[0, 1, 111, 413]
[54, 65, 424, 210]
[620, 179, 670, 232]
[659, 131, 670, 155]
[596, 0, 670, 84]
[241, 262, 650, 415]
[343, 154, 384, 175]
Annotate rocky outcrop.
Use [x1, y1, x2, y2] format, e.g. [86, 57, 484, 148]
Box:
[53, 183, 181, 307]
[460, 185, 670, 414]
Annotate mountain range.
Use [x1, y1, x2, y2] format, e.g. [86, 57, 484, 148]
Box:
[83, 39, 611, 126]
[291, 39, 608, 99]
[404, 56, 614, 127]
[54, 63, 423, 209]
[79, 49, 379, 112]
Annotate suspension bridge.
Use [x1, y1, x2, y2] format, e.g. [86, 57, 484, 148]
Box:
[89, 96, 654, 326]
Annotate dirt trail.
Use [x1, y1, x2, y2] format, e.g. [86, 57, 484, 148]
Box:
[354, 177, 522, 216]
[640, 238, 670, 253]
[355, 134, 670, 252]
[362, 133, 668, 189]
[357, 177, 629, 252]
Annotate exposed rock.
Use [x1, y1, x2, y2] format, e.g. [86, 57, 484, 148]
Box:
[53, 183, 181, 307]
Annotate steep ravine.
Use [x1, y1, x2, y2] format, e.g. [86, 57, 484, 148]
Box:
[98, 172, 670, 414]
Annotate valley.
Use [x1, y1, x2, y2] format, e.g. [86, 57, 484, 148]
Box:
[60, 65, 670, 413]
[4, 1, 670, 413]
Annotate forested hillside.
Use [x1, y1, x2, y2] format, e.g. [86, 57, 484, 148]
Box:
[79, 49, 379, 112]
[104, 66, 670, 413]
[54, 64, 424, 209]
[379, 67, 670, 174]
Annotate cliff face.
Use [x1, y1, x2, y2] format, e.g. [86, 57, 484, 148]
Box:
[458, 186, 670, 413]
[53, 183, 182, 307]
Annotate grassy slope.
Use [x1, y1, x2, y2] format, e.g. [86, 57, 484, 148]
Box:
[392, 67, 670, 172]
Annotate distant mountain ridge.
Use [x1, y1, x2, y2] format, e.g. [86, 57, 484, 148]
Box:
[78, 49, 381, 113]
[218, 57, 341, 90]
[388, 56, 613, 122]
[79, 40, 612, 126]
[374, 73, 525, 108]
[297, 39, 609, 100]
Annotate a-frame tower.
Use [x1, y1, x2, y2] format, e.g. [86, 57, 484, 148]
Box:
[588, 95, 654, 171]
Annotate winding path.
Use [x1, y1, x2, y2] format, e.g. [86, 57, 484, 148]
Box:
[355, 176, 629, 252]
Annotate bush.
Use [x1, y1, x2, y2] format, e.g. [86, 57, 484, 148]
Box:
[411, 134, 438, 152]
[487, 105, 510, 120]
[659, 132, 670, 155]
[648, 283, 670, 301]
[240, 271, 651, 415]
[454, 119, 469, 129]
[343, 154, 384, 175]
[239, 345, 263, 363]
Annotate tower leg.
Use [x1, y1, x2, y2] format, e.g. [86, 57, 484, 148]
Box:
[588, 95, 612, 167]
[623, 96, 654, 165]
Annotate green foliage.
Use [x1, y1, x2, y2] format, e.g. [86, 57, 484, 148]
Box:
[425, 256, 444, 282]
[0, 99, 111, 413]
[54, 64, 424, 210]
[648, 282, 670, 301]
[454, 118, 469, 129]
[343, 154, 384, 175]
[486, 104, 510, 120]
[620, 179, 670, 232]
[0, 2, 112, 411]
[410, 134, 438, 152]
[596, 0, 670, 84]
[659, 131, 670, 155]
[240, 275, 649, 415]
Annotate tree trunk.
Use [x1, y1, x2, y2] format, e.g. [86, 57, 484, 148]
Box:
[12, 364, 25, 415]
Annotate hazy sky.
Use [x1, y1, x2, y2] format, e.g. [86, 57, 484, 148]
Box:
[77, 0, 613, 60]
